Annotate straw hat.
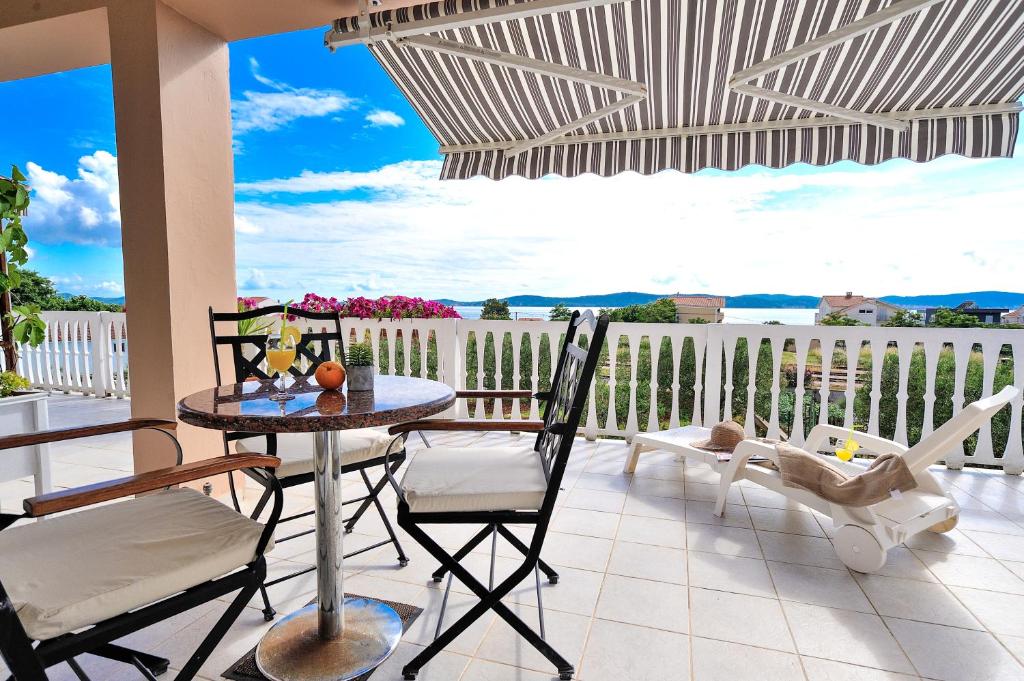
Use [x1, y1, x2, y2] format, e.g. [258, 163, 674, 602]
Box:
[692, 420, 746, 452]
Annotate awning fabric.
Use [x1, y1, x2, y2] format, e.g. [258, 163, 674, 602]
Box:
[332, 0, 1024, 179]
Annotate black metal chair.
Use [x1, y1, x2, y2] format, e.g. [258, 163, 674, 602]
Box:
[0, 418, 282, 681]
[208, 304, 409, 621]
[385, 310, 609, 681]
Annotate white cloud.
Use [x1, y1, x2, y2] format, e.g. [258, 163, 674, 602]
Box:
[234, 214, 263, 235]
[51, 274, 124, 297]
[25, 151, 121, 246]
[233, 153, 1024, 300]
[242, 268, 287, 290]
[233, 58, 357, 135]
[364, 109, 406, 128]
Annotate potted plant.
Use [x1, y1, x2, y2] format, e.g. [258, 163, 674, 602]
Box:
[0, 166, 51, 494]
[345, 341, 375, 391]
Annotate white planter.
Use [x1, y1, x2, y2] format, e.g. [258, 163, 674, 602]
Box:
[0, 391, 52, 495]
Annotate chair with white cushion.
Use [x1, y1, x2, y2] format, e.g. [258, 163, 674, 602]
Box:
[0, 418, 282, 681]
[384, 310, 609, 681]
[208, 305, 408, 621]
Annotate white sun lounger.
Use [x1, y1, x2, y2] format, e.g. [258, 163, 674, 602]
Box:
[705, 385, 1020, 572]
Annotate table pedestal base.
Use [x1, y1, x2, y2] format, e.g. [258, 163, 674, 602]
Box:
[255, 599, 403, 681]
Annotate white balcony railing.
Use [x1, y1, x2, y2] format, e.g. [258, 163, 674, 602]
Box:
[8, 312, 1024, 473]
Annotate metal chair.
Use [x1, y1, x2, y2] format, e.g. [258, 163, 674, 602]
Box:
[0, 418, 282, 681]
[208, 305, 409, 621]
[384, 310, 609, 680]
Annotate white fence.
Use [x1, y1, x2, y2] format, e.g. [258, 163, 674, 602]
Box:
[8, 312, 129, 398]
[10, 312, 1024, 472]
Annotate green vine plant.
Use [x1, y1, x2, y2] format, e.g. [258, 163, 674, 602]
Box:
[0, 165, 47, 372]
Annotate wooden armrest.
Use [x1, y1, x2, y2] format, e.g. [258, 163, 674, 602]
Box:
[23, 454, 279, 517]
[0, 418, 177, 451]
[455, 390, 535, 399]
[389, 419, 545, 436]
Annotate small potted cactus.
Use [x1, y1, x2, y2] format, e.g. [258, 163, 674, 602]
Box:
[345, 341, 375, 391]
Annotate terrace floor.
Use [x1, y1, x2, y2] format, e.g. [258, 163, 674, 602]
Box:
[5, 395, 1024, 681]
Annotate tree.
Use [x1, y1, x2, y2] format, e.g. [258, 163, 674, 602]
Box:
[11, 268, 58, 306]
[548, 302, 572, 321]
[480, 298, 511, 320]
[929, 307, 979, 328]
[605, 298, 677, 323]
[881, 309, 923, 327]
[763, 320, 782, 325]
[43, 294, 123, 312]
[0, 166, 46, 370]
[688, 317, 710, 324]
[819, 311, 863, 326]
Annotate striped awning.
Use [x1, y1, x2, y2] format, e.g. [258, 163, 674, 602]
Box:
[328, 0, 1024, 179]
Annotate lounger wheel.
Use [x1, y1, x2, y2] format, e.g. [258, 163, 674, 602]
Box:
[834, 525, 887, 574]
[928, 514, 959, 533]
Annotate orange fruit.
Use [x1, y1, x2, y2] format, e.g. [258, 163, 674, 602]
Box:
[314, 360, 346, 390]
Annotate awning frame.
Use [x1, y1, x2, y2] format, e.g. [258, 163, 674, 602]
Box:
[326, 0, 1023, 168]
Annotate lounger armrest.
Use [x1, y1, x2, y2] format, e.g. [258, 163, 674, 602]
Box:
[455, 390, 535, 400]
[805, 425, 908, 457]
[388, 420, 545, 436]
[23, 454, 280, 517]
[0, 418, 177, 451]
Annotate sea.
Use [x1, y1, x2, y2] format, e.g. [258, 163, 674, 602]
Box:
[455, 306, 818, 325]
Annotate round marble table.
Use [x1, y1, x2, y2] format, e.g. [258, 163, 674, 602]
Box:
[178, 374, 456, 681]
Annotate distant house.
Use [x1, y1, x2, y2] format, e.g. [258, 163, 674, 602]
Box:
[670, 296, 725, 323]
[924, 301, 1009, 326]
[1005, 305, 1024, 325]
[815, 292, 902, 326]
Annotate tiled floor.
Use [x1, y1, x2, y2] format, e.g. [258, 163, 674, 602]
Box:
[5, 395, 1024, 680]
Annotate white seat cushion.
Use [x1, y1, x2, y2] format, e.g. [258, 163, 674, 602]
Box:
[401, 446, 548, 514]
[236, 429, 402, 478]
[0, 488, 269, 641]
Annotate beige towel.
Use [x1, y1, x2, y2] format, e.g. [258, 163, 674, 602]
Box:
[775, 443, 917, 507]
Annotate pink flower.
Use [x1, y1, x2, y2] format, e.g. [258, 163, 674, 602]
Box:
[294, 293, 461, 320]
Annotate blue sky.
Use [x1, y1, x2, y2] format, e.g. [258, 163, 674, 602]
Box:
[2, 26, 1023, 302]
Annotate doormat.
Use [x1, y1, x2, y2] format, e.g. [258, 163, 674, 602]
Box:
[222, 594, 423, 680]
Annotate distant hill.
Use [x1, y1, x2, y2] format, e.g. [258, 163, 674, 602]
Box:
[441, 292, 818, 308]
[58, 292, 126, 305]
[442, 291, 1024, 310]
[880, 291, 1024, 310]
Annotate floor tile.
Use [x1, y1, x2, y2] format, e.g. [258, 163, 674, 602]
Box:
[622, 493, 687, 521]
[461, 658, 555, 680]
[551, 507, 621, 540]
[580, 618, 690, 681]
[748, 506, 825, 537]
[475, 602, 591, 673]
[691, 637, 804, 681]
[685, 500, 753, 528]
[607, 540, 687, 584]
[564, 488, 626, 514]
[757, 531, 845, 570]
[886, 616, 1024, 681]
[405, 589, 495, 655]
[370, 642, 470, 681]
[594, 574, 688, 633]
[574, 472, 632, 493]
[687, 551, 776, 599]
[507, 565, 604, 617]
[855, 574, 981, 629]
[686, 523, 763, 558]
[628, 475, 686, 499]
[949, 586, 1024, 637]
[537, 532, 613, 572]
[768, 561, 872, 613]
[782, 602, 914, 674]
[869, 546, 936, 582]
[962, 530, 1024, 561]
[615, 514, 686, 549]
[904, 527, 988, 557]
[689, 587, 795, 652]
[800, 657, 919, 681]
[914, 549, 1024, 594]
